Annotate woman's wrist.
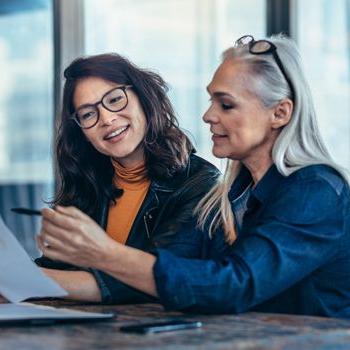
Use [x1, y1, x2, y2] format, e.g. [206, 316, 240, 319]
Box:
[95, 243, 158, 297]
[95, 240, 123, 272]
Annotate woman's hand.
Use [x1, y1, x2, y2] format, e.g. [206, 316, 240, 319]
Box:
[37, 206, 117, 270]
[38, 205, 158, 298]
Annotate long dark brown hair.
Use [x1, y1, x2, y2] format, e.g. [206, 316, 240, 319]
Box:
[53, 53, 194, 218]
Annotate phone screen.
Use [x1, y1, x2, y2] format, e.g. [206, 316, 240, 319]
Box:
[119, 319, 202, 334]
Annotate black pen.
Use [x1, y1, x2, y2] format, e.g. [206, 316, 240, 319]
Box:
[11, 207, 42, 216]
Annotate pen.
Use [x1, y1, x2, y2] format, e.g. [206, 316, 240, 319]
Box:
[11, 208, 42, 216]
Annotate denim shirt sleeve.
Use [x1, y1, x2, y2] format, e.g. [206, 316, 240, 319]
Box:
[153, 176, 348, 313]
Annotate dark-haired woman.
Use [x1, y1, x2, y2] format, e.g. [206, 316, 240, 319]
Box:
[35, 53, 219, 304]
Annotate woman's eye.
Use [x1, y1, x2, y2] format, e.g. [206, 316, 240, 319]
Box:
[221, 103, 233, 110]
[108, 96, 123, 104]
[81, 111, 95, 120]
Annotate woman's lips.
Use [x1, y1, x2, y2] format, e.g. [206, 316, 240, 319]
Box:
[212, 133, 227, 141]
[104, 125, 130, 142]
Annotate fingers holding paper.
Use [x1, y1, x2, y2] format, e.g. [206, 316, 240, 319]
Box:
[37, 206, 117, 269]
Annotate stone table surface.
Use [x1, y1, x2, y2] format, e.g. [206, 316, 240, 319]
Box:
[1, 300, 350, 350]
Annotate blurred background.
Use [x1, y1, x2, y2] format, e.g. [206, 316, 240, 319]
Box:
[0, 0, 349, 257]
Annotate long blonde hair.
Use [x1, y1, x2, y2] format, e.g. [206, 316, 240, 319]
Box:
[196, 34, 349, 244]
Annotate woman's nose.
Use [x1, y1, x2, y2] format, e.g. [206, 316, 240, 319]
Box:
[99, 105, 118, 126]
[202, 107, 218, 124]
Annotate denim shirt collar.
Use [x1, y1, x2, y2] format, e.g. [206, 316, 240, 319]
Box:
[228, 166, 252, 201]
[229, 164, 285, 205]
[252, 164, 285, 204]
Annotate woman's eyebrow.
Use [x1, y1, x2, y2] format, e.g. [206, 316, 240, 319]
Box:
[207, 88, 238, 103]
[75, 102, 93, 109]
[206, 86, 234, 98]
[213, 91, 233, 98]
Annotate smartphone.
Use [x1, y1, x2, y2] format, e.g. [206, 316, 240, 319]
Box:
[119, 319, 202, 334]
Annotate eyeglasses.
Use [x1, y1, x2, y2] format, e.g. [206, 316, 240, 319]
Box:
[234, 35, 294, 100]
[71, 85, 133, 129]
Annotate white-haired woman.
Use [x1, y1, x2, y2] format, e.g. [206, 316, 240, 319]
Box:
[39, 35, 350, 317]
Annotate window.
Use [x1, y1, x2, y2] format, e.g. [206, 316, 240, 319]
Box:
[294, 0, 350, 170]
[0, 0, 54, 256]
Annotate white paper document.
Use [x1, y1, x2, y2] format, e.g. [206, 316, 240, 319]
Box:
[0, 217, 67, 303]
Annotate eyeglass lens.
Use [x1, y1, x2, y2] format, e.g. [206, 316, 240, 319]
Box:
[75, 87, 128, 128]
[250, 40, 272, 54]
[235, 35, 253, 47]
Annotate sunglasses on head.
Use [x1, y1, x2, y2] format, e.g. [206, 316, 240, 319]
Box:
[234, 35, 294, 100]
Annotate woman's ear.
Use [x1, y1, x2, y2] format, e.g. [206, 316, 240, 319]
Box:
[271, 98, 293, 129]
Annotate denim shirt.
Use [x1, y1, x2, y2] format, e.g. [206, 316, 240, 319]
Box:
[153, 164, 350, 317]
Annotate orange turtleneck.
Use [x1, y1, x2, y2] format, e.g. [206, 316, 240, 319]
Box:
[106, 160, 151, 244]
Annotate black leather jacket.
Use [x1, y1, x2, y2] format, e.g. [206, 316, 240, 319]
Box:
[36, 154, 219, 304]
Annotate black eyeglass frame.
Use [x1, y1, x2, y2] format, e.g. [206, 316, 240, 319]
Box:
[235, 35, 295, 101]
[71, 85, 133, 129]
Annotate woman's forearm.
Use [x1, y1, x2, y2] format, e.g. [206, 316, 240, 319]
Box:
[97, 243, 158, 297]
[41, 268, 102, 302]
[39, 206, 158, 298]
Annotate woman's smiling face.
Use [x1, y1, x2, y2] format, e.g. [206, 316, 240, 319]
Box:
[73, 77, 147, 168]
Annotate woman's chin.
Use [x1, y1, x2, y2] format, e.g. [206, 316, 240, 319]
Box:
[212, 148, 229, 159]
